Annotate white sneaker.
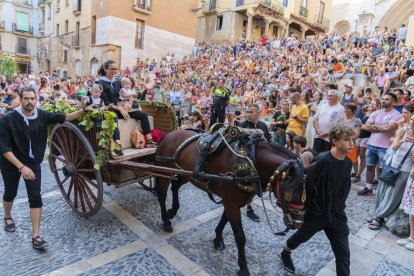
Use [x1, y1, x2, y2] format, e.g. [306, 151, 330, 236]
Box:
[406, 242, 414, 251]
[397, 237, 414, 246]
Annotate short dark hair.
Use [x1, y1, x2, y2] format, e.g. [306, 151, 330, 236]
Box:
[393, 88, 404, 96]
[403, 104, 414, 113]
[385, 92, 397, 102]
[19, 87, 37, 98]
[248, 103, 260, 111]
[53, 84, 61, 91]
[293, 136, 307, 147]
[345, 102, 357, 113]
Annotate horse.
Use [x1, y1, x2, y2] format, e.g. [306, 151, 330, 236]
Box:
[154, 128, 305, 276]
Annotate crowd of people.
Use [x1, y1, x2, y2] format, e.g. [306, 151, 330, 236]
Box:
[1, 25, 414, 264]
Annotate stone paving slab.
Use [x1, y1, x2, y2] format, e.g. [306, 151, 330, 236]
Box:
[0, 196, 139, 276]
[1, 165, 414, 276]
[79, 248, 183, 276]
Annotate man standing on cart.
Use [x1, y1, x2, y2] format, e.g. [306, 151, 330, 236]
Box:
[0, 87, 95, 250]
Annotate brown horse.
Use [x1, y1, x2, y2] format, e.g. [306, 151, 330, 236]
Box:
[154, 129, 304, 276]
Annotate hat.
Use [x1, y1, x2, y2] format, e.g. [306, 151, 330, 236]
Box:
[344, 83, 353, 88]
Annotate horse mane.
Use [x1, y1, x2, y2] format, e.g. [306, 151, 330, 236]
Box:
[267, 142, 298, 160]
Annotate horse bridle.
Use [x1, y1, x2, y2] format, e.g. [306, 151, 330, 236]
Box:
[266, 158, 306, 231]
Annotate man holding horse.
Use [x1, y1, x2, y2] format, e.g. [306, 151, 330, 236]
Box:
[239, 103, 271, 222]
[280, 123, 355, 275]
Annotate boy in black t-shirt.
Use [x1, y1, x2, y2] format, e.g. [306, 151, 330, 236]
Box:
[280, 123, 355, 276]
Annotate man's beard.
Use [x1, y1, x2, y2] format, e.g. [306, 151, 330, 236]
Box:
[23, 104, 34, 112]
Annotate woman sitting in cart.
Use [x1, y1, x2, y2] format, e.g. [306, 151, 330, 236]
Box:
[96, 60, 157, 150]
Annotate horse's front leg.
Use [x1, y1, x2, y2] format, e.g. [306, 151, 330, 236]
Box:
[154, 177, 173, 233]
[225, 205, 250, 276]
[213, 210, 228, 250]
[167, 179, 183, 219]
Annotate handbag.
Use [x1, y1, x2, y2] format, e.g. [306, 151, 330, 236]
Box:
[379, 143, 414, 186]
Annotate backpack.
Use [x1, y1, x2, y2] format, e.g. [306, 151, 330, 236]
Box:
[131, 127, 147, 149]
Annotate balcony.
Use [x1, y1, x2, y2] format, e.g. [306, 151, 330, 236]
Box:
[132, 0, 151, 14]
[16, 45, 30, 56]
[73, 0, 81, 16]
[14, 0, 32, 7]
[13, 23, 34, 35]
[313, 15, 330, 30]
[203, 0, 218, 14]
[72, 35, 80, 48]
[299, 6, 308, 18]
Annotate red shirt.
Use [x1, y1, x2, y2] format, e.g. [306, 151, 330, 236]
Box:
[261, 37, 267, 46]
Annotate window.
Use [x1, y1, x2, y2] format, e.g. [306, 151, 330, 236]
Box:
[216, 15, 223, 31]
[16, 11, 29, 32]
[56, 23, 59, 35]
[282, 0, 288, 7]
[209, 0, 217, 10]
[17, 37, 27, 54]
[65, 20, 68, 33]
[66, 0, 69, 6]
[301, 0, 307, 8]
[91, 16, 96, 44]
[135, 19, 145, 49]
[56, 0, 61, 12]
[63, 49, 68, 63]
[318, 1, 325, 24]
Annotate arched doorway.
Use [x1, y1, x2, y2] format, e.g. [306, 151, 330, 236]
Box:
[74, 59, 81, 76]
[379, 0, 414, 29]
[305, 29, 316, 38]
[288, 22, 302, 38]
[334, 20, 351, 34]
[90, 58, 99, 76]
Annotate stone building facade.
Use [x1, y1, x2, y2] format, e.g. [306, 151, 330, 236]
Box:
[196, 0, 332, 42]
[0, 0, 41, 74]
[38, 0, 198, 77]
[331, 0, 414, 37]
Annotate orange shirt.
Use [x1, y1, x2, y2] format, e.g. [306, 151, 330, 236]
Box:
[332, 62, 344, 72]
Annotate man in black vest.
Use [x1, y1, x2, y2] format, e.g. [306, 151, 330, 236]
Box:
[239, 104, 270, 222]
[0, 87, 94, 250]
[210, 78, 229, 127]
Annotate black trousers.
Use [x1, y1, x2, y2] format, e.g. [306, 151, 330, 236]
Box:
[1, 162, 42, 208]
[313, 138, 332, 153]
[210, 105, 226, 126]
[287, 214, 350, 276]
[115, 110, 151, 136]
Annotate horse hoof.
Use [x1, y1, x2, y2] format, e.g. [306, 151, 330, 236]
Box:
[237, 269, 250, 276]
[167, 209, 176, 220]
[213, 239, 225, 250]
[163, 223, 173, 233]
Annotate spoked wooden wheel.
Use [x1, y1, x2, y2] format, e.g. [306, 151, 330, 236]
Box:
[48, 122, 103, 217]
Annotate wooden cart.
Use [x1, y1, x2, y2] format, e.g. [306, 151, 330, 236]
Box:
[48, 103, 177, 217]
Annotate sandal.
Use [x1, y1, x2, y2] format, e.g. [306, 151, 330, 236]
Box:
[32, 236, 47, 250]
[4, 217, 16, 232]
[146, 139, 158, 148]
[352, 176, 361, 183]
[368, 219, 382, 230]
[366, 216, 373, 223]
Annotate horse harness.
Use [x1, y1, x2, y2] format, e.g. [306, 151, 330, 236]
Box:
[156, 126, 266, 203]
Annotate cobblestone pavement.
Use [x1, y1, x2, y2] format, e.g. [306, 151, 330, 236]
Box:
[1, 163, 413, 276]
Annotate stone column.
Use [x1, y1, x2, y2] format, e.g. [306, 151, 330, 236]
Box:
[264, 18, 271, 36]
[302, 28, 307, 40]
[246, 13, 254, 41]
[406, 15, 414, 48]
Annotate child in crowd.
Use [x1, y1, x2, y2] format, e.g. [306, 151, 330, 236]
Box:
[81, 84, 104, 107]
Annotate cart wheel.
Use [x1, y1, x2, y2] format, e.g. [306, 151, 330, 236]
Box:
[49, 122, 103, 217]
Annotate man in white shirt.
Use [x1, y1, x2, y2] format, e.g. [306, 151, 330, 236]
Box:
[313, 90, 345, 153]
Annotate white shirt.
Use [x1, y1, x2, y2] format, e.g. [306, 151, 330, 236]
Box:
[314, 102, 345, 141]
